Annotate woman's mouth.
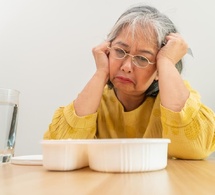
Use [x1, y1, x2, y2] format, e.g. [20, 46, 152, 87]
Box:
[115, 76, 134, 84]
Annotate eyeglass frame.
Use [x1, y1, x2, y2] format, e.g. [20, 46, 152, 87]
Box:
[107, 45, 155, 69]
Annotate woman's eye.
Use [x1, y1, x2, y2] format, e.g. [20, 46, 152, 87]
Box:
[115, 48, 125, 57]
[136, 56, 148, 62]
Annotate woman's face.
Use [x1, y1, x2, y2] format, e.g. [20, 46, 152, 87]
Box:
[109, 26, 158, 96]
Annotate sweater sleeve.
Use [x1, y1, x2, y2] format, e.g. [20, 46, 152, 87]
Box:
[161, 82, 215, 159]
[43, 102, 97, 139]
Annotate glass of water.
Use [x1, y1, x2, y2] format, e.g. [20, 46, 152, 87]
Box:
[0, 88, 20, 163]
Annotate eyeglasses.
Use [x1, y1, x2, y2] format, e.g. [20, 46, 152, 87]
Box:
[107, 46, 155, 68]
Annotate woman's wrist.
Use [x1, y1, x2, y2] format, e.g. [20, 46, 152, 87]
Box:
[95, 69, 109, 84]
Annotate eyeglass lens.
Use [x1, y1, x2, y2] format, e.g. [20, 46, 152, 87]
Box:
[110, 46, 149, 68]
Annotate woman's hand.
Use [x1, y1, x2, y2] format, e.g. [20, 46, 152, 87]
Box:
[156, 33, 188, 66]
[92, 41, 110, 76]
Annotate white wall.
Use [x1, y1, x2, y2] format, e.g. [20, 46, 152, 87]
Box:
[0, 0, 215, 156]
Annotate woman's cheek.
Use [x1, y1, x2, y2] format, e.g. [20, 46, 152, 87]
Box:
[109, 59, 118, 78]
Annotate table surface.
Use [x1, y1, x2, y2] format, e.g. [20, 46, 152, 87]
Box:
[1, 157, 215, 195]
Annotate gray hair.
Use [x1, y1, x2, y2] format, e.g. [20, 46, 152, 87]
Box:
[106, 5, 183, 97]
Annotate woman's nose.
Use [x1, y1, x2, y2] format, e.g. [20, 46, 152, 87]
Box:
[120, 57, 133, 73]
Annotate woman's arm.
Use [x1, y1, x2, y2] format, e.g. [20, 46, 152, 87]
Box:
[161, 83, 215, 159]
[43, 103, 97, 139]
[43, 42, 110, 139]
[74, 42, 110, 116]
[156, 33, 189, 112]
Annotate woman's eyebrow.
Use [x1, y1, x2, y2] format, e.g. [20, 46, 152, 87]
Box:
[114, 41, 155, 56]
[114, 41, 129, 48]
[138, 49, 155, 56]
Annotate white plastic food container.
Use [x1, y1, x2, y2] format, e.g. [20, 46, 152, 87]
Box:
[41, 140, 88, 171]
[87, 138, 170, 173]
[41, 138, 170, 172]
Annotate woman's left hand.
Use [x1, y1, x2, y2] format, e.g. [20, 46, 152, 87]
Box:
[156, 33, 188, 66]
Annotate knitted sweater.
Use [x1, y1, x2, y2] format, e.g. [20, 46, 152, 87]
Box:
[44, 82, 215, 159]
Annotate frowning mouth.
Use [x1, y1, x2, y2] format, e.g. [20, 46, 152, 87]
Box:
[115, 76, 134, 84]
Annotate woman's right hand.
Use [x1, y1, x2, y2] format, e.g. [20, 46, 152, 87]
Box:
[92, 41, 110, 76]
[74, 42, 111, 116]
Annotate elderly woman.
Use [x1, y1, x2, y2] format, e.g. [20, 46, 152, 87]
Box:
[44, 5, 215, 159]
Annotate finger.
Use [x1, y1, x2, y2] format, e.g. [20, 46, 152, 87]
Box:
[92, 42, 110, 56]
[165, 35, 187, 48]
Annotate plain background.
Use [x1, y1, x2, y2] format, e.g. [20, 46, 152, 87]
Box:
[0, 0, 215, 157]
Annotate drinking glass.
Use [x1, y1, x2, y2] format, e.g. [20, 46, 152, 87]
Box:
[0, 88, 20, 163]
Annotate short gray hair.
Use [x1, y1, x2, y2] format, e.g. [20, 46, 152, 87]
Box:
[106, 5, 183, 97]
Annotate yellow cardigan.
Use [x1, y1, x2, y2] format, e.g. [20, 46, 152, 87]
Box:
[44, 82, 215, 159]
